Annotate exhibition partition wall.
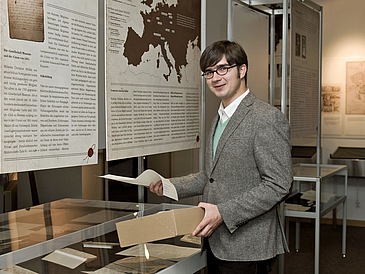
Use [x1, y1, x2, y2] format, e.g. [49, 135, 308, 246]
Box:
[104, 0, 203, 162]
[0, 0, 204, 172]
[231, 1, 270, 104]
[234, 0, 322, 158]
[289, 0, 321, 140]
[0, 0, 206, 206]
[0, 0, 99, 173]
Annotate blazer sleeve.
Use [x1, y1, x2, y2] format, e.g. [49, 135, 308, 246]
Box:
[170, 171, 208, 199]
[218, 109, 293, 234]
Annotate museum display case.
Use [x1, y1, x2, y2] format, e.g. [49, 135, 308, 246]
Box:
[0, 199, 206, 273]
[284, 163, 348, 274]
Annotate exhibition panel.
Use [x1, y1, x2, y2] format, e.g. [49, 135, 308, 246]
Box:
[104, 0, 202, 161]
[0, 199, 206, 273]
[0, 0, 99, 173]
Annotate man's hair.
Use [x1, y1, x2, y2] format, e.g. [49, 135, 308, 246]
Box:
[200, 40, 248, 85]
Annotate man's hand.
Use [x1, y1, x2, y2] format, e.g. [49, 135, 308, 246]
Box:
[147, 180, 164, 196]
[192, 202, 223, 237]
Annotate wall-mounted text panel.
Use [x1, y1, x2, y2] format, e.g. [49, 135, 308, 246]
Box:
[1, 0, 98, 173]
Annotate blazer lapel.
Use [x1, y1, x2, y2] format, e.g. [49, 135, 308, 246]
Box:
[211, 92, 256, 172]
[207, 115, 219, 174]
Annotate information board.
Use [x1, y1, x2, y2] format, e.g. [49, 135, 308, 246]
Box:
[1, 0, 98, 173]
[290, 0, 320, 138]
[105, 0, 201, 161]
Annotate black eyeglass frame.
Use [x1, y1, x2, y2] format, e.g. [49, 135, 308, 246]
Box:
[201, 64, 238, 79]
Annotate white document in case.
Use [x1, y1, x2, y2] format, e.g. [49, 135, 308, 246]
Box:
[116, 243, 200, 262]
[41, 248, 97, 269]
[100, 169, 178, 200]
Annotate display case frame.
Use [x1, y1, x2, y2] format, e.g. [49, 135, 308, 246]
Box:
[284, 163, 348, 274]
[0, 199, 206, 273]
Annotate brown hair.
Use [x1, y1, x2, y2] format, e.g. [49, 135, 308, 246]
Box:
[200, 40, 248, 84]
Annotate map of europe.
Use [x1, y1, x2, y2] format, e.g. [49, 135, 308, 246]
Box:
[123, 0, 200, 83]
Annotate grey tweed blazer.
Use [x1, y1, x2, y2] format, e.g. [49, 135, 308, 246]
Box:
[170, 91, 293, 261]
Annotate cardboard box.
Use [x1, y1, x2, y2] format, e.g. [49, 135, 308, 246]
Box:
[116, 207, 204, 248]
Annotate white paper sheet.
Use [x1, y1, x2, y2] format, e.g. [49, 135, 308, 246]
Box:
[100, 169, 178, 200]
[41, 248, 97, 269]
[180, 234, 202, 246]
[300, 190, 336, 204]
[116, 243, 200, 262]
[285, 203, 311, 212]
[92, 256, 173, 274]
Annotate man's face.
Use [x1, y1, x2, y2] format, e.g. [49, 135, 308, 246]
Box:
[204, 56, 246, 107]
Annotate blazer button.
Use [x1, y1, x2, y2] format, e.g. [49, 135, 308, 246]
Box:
[209, 178, 214, 183]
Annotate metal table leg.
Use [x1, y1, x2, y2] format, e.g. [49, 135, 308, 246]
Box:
[314, 178, 321, 274]
[342, 199, 347, 257]
[295, 218, 300, 252]
[332, 208, 337, 230]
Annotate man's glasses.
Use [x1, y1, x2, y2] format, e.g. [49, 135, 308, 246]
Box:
[201, 64, 238, 79]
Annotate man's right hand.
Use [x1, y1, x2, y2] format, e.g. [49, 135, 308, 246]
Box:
[147, 180, 164, 196]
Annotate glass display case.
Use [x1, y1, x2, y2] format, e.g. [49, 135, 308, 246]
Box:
[0, 199, 206, 273]
[284, 163, 348, 274]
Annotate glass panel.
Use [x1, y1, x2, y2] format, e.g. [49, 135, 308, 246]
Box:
[0, 199, 157, 255]
[320, 174, 346, 212]
[14, 232, 201, 273]
[286, 164, 347, 213]
[0, 199, 203, 273]
[292, 164, 343, 178]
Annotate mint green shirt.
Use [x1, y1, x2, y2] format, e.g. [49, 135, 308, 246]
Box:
[213, 117, 231, 160]
[212, 89, 250, 160]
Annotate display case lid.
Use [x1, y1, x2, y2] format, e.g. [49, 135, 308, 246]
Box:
[330, 147, 365, 160]
[293, 163, 347, 179]
[0, 199, 160, 267]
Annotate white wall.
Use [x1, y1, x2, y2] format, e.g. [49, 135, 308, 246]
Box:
[233, 3, 269, 103]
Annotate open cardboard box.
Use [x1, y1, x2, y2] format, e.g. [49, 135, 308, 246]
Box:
[116, 207, 204, 248]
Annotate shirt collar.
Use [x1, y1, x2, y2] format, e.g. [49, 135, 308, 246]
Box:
[218, 89, 250, 123]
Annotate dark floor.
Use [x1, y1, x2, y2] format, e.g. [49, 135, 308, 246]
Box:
[271, 221, 365, 274]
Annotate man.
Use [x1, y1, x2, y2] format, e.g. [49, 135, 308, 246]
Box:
[149, 40, 292, 274]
